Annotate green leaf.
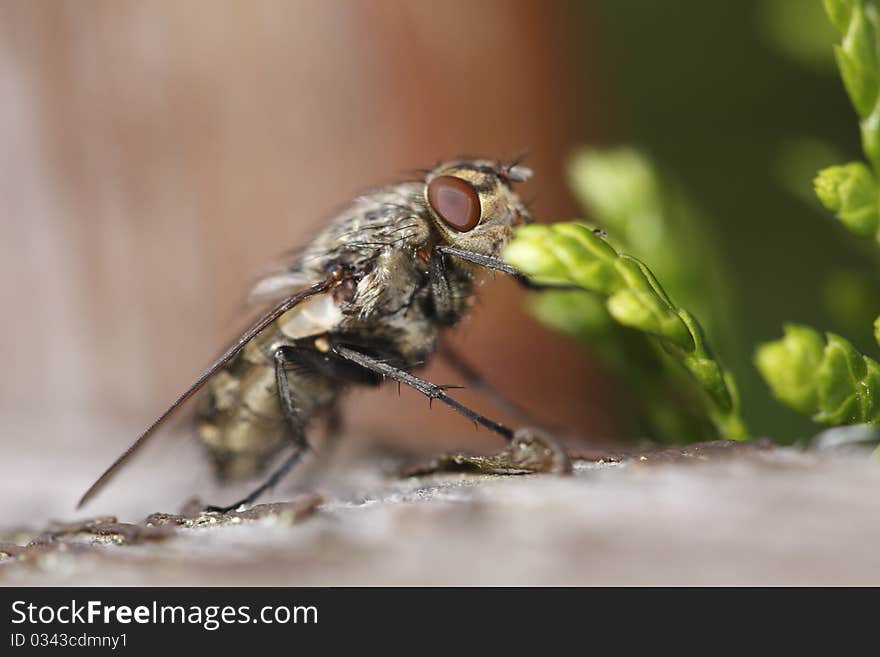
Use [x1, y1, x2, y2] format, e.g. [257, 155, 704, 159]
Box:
[825, 0, 855, 34]
[567, 147, 731, 344]
[861, 106, 880, 171]
[758, 2, 880, 441]
[813, 161, 879, 236]
[825, 0, 880, 171]
[756, 324, 880, 425]
[504, 221, 747, 441]
[831, 1, 880, 119]
[755, 324, 826, 415]
[608, 256, 692, 349]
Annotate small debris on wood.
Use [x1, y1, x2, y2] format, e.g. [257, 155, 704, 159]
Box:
[402, 428, 572, 476]
[144, 494, 323, 528]
[0, 495, 323, 567]
[0, 543, 26, 559]
[31, 516, 174, 546]
[0, 516, 174, 564]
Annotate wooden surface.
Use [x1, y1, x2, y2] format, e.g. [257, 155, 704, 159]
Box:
[3, 439, 879, 586]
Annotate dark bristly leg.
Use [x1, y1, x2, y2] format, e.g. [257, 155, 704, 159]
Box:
[204, 448, 307, 513]
[429, 248, 553, 427]
[429, 248, 459, 325]
[273, 345, 315, 450]
[331, 344, 515, 441]
[437, 340, 548, 427]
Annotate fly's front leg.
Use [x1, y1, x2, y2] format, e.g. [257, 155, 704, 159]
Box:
[428, 248, 461, 325]
[424, 245, 574, 474]
[437, 339, 553, 429]
[429, 247, 545, 426]
[331, 344, 570, 473]
[330, 344, 515, 441]
[430, 245, 571, 429]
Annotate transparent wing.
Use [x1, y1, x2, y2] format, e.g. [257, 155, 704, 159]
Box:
[247, 270, 314, 306]
[77, 272, 341, 510]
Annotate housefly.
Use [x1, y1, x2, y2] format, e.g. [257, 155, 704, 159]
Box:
[78, 158, 573, 512]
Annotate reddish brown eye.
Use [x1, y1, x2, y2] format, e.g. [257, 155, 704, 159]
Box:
[427, 176, 481, 231]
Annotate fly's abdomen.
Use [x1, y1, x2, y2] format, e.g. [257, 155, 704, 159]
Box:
[197, 363, 287, 481]
[196, 322, 342, 482]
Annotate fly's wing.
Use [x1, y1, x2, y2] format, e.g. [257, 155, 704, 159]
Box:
[247, 270, 313, 306]
[76, 272, 341, 510]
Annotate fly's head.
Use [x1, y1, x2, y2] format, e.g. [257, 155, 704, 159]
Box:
[423, 159, 533, 257]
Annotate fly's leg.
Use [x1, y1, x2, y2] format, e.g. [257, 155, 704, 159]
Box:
[77, 271, 346, 510]
[330, 344, 515, 441]
[204, 346, 317, 513]
[204, 449, 308, 513]
[437, 340, 551, 428]
[205, 343, 383, 512]
[330, 343, 570, 476]
[429, 248, 460, 325]
[429, 248, 558, 428]
[424, 247, 573, 473]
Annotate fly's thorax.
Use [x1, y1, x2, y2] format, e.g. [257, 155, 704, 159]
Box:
[297, 183, 433, 279]
[347, 246, 429, 319]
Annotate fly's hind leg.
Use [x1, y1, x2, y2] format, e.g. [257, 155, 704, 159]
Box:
[204, 346, 317, 513]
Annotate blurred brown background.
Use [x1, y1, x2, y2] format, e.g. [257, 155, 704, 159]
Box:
[6, 1, 880, 585]
[0, 0, 616, 500]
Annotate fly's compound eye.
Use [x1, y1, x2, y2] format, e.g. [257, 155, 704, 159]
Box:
[427, 176, 481, 232]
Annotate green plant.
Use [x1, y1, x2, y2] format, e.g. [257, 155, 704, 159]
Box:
[756, 324, 880, 423]
[503, 222, 747, 441]
[814, 0, 880, 233]
[568, 148, 730, 343]
[502, 147, 742, 443]
[503, 2, 880, 447]
[757, 0, 880, 445]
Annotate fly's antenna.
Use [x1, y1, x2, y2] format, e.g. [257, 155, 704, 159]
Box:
[501, 148, 532, 183]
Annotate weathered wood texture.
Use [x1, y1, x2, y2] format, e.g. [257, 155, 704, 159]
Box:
[3, 441, 879, 586]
